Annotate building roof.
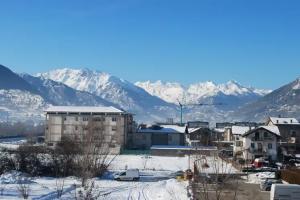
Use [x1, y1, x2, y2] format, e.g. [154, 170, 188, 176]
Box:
[137, 124, 201, 134]
[231, 126, 254, 135]
[242, 126, 280, 137]
[269, 117, 299, 125]
[45, 106, 124, 114]
[213, 128, 225, 133]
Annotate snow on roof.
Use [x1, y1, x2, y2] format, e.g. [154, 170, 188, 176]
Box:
[260, 126, 280, 136]
[269, 117, 299, 125]
[151, 145, 192, 150]
[138, 124, 201, 134]
[231, 126, 253, 135]
[45, 106, 124, 113]
[161, 125, 200, 133]
[213, 128, 225, 133]
[242, 126, 280, 137]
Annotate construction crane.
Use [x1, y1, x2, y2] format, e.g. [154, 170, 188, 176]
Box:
[177, 99, 223, 126]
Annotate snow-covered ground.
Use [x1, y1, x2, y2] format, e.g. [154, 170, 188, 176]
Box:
[0, 137, 26, 149]
[109, 155, 189, 171]
[0, 155, 190, 200]
[243, 171, 276, 184]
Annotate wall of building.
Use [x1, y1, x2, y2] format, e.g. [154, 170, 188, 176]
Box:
[45, 113, 130, 154]
[242, 129, 278, 161]
[129, 132, 152, 149]
[128, 132, 184, 150]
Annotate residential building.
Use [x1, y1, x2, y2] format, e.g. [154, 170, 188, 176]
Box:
[215, 122, 233, 129]
[187, 121, 209, 128]
[186, 127, 212, 147]
[241, 126, 280, 161]
[266, 117, 300, 155]
[45, 106, 133, 154]
[230, 126, 254, 159]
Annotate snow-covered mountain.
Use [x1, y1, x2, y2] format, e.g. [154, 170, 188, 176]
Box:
[0, 65, 48, 122]
[21, 74, 115, 108]
[0, 89, 48, 123]
[135, 80, 271, 108]
[38, 68, 177, 122]
[0, 64, 279, 124]
[230, 77, 300, 122]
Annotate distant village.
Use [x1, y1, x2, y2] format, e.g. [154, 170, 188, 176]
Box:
[45, 106, 300, 166]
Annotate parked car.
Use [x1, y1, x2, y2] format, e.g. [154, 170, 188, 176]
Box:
[114, 169, 140, 181]
[270, 184, 300, 200]
[260, 178, 282, 191]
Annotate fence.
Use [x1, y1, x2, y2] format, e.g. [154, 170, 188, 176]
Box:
[281, 168, 300, 184]
[120, 149, 150, 155]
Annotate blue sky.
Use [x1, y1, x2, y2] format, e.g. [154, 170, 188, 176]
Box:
[0, 0, 299, 89]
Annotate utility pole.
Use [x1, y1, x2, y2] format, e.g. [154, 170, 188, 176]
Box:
[178, 100, 183, 126]
[176, 99, 223, 126]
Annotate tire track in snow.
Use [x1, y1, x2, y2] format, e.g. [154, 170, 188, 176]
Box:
[141, 183, 149, 200]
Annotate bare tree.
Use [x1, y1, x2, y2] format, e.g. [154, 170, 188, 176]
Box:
[72, 119, 117, 187]
[193, 149, 240, 200]
[76, 179, 102, 200]
[55, 177, 65, 199]
[17, 175, 31, 199]
[142, 155, 150, 170]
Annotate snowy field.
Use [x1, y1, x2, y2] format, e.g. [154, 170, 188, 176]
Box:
[0, 155, 190, 200]
[0, 137, 26, 149]
[0, 138, 239, 199]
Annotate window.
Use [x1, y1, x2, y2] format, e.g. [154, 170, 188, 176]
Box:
[251, 143, 255, 148]
[93, 117, 103, 121]
[264, 132, 268, 137]
[64, 117, 67, 121]
[268, 143, 272, 149]
[112, 117, 117, 122]
[75, 117, 78, 121]
[290, 130, 296, 137]
[83, 117, 89, 121]
[111, 126, 117, 131]
[255, 132, 260, 141]
[236, 141, 243, 147]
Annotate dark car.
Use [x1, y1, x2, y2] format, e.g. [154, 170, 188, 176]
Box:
[260, 178, 282, 191]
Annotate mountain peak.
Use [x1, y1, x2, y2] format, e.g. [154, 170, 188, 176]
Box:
[0, 64, 37, 93]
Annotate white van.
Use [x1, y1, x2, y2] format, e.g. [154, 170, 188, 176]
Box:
[114, 169, 140, 181]
[270, 184, 300, 200]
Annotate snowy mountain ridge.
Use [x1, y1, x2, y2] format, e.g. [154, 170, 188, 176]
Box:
[38, 68, 177, 122]
[135, 80, 271, 104]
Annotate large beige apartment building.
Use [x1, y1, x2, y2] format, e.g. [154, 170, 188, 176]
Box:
[45, 106, 133, 154]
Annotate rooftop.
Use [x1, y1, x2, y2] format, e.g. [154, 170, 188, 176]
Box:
[269, 117, 299, 125]
[45, 106, 124, 113]
[232, 126, 254, 135]
[242, 125, 280, 137]
[138, 124, 201, 134]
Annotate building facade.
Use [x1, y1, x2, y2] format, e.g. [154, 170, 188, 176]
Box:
[241, 126, 280, 161]
[266, 117, 300, 155]
[45, 106, 133, 154]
